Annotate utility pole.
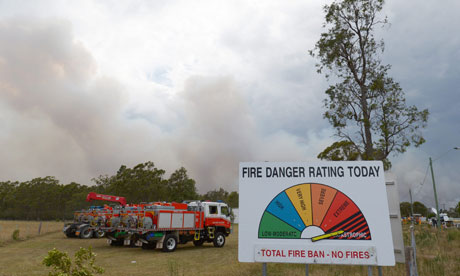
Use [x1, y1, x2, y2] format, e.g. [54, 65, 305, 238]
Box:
[407, 188, 418, 276]
[429, 157, 440, 228]
[428, 147, 459, 229]
[409, 188, 415, 222]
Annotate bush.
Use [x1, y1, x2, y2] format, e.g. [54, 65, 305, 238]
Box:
[12, 229, 20, 241]
[42, 247, 104, 276]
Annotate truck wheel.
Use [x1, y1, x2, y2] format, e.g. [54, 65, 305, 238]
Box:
[193, 239, 204, 246]
[94, 230, 105, 238]
[64, 225, 76, 238]
[213, 232, 225, 247]
[162, 234, 177, 252]
[80, 227, 93, 239]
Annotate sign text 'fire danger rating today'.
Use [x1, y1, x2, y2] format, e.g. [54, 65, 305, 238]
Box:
[241, 165, 381, 178]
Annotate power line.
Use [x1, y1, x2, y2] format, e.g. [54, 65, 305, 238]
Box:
[433, 148, 456, 162]
[414, 164, 430, 197]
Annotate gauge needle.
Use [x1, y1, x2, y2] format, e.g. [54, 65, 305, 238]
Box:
[311, 230, 344, 242]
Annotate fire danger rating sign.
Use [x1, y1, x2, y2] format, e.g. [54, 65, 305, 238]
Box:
[238, 161, 395, 266]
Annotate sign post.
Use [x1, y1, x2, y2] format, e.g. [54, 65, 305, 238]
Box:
[239, 161, 395, 269]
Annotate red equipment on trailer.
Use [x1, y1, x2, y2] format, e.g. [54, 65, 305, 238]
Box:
[86, 192, 127, 206]
[63, 193, 126, 239]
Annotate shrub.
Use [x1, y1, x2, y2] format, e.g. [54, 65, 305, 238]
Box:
[42, 247, 104, 276]
[12, 229, 20, 241]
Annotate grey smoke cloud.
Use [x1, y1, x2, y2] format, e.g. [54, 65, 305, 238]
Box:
[0, 18, 127, 179]
[0, 18, 319, 193]
[170, 75, 321, 191]
[174, 76, 258, 190]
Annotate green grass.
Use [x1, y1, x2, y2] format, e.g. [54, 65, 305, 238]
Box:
[0, 222, 459, 275]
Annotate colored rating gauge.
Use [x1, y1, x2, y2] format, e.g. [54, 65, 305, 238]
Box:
[258, 183, 371, 241]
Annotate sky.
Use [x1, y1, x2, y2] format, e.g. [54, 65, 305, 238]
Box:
[0, 0, 459, 209]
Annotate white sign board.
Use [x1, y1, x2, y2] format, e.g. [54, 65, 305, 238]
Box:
[238, 161, 395, 266]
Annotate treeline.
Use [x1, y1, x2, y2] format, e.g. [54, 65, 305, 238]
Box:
[400, 201, 460, 218]
[0, 161, 238, 220]
[400, 201, 432, 218]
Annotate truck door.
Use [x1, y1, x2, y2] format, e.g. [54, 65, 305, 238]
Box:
[219, 205, 231, 220]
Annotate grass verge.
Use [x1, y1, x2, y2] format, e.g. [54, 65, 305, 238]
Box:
[0, 221, 63, 246]
[0, 222, 458, 275]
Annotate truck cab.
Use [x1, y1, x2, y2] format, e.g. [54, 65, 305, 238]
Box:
[202, 201, 231, 221]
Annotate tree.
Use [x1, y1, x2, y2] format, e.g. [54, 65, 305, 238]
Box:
[0, 181, 17, 218]
[8, 177, 62, 220]
[400, 201, 429, 217]
[0, 178, 93, 220]
[427, 212, 435, 219]
[167, 167, 198, 202]
[400, 202, 411, 218]
[227, 191, 239, 208]
[317, 140, 360, 161]
[62, 183, 93, 219]
[202, 188, 229, 202]
[310, 0, 428, 168]
[92, 161, 167, 203]
[413, 201, 428, 217]
[202, 188, 238, 207]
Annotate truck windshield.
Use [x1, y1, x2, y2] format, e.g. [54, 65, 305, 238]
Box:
[221, 206, 230, 216]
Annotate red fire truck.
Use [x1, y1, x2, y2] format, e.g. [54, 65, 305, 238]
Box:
[102, 200, 232, 252]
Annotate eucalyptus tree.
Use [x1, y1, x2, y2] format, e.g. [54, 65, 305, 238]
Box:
[310, 0, 428, 168]
[167, 167, 198, 202]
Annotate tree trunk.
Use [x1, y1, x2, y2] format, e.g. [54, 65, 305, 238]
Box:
[360, 85, 374, 159]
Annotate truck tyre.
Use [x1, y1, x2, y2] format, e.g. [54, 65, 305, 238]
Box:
[213, 232, 225, 247]
[162, 234, 177, 252]
[80, 227, 93, 239]
[94, 230, 105, 238]
[64, 225, 76, 238]
[193, 239, 205, 246]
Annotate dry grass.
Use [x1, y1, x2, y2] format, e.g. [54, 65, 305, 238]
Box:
[409, 224, 460, 276]
[0, 221, 63, 245]
[0, 221, 458, 275]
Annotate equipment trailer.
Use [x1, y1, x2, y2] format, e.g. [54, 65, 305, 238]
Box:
[63, 192, 126, 239]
